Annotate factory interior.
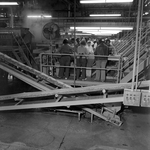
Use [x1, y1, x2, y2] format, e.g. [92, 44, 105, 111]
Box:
[0, 0, 150, 150]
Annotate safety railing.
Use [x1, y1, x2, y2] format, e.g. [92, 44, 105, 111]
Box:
[12, 33, 37, 67]
[113, 30, 134, 46]
[114, 26, 149, 54]
[121, 39, 150, 73]
[119, 27, 149, 55]
[121, 33, 150, 71]
[39, 53, 122, 84]
[113, 31, 136, 52]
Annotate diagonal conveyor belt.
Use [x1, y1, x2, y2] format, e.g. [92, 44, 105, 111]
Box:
[0, 62, 54, 91]
[0, 80, 149, 101]
[0, 52, 70, 89]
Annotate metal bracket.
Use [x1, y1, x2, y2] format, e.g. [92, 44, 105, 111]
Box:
[14, 98, 24, 105]
[55, 95, 63, 102]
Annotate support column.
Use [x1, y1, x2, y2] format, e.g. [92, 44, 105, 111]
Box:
[135, 0, 144, 89]
[131, 0, 142, 90]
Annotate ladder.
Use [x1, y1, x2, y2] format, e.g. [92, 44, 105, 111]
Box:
[0, 28, 37, 68]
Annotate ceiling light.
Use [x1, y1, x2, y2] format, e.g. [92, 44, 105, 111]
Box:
[27, 15, 52, 18]
[92, 33, 113, 35]
[101, 27, 133, 30]
[78, 30, 121, 34]
[82, 31, 113, 34]
[85, 32, 117, 35]
[80, 0, 133, 4]
[90, 14, 121, 17]
[43, 15, 52, 18]
[0, 2, 18, 5]
[77, 29, 122, 32]
[107, 0, 133, 2]
[62, 32, 91, 36]
[74, 33, 92, 35]
[80, 0, 105, 3]
[70, 27, 100, 30]
[70, 27, 133, 31]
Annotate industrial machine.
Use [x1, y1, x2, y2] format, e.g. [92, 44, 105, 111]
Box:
[0, 0, 149, 127]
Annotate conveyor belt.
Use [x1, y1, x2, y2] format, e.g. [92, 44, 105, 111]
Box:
[0, 80, 149, 101]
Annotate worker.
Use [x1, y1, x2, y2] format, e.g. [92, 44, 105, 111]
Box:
[76, 40, 88, 80]
[22, 28, 33, 51]
[86, 40, 94, 78]
[58, 39, 73, 79]
[105, 39, 117, 55]
[105, 39, 112, 55]
[94, 39, 109, 82]
[21, 28, 34, 63]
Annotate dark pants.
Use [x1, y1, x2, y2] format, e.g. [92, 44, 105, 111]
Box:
[76, 56, 87, 79]
[59, 56, 71, 78]
[95, 59, 107, 82]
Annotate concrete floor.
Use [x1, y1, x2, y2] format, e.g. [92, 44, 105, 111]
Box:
[0, 108, 150, 150]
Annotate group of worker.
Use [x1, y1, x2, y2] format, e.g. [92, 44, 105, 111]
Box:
[57, 38, 114, 82]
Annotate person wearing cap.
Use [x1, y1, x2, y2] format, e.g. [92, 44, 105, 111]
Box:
[58, 38, 73, 79]
[86, 40, 94, 78]
[94, 39, 109, 82]
[76, 40, 88, 80]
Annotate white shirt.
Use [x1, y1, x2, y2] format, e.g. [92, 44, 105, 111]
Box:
[94, 42, 97, 50]
[86, 45, 94, 59]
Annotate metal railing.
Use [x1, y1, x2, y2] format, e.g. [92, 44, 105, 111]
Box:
[113, 26, 149, 54]
[121, 34, 150, 72]
[39, 53, 122, 84]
